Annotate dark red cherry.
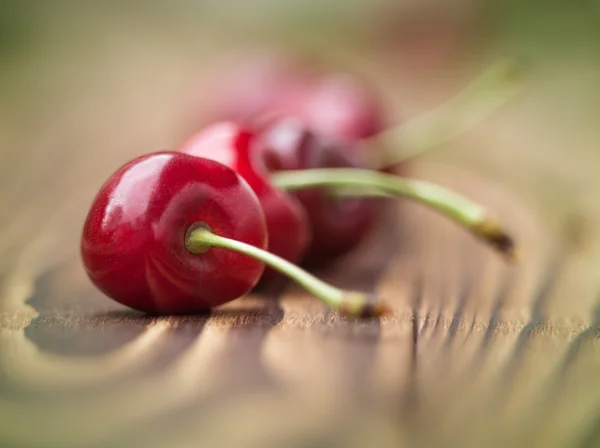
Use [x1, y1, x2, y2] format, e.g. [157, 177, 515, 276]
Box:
[178, 122, 311, 277]
[299, 73, 386, 143]
[81, 152, 267, 314]
[257, 116, 380, 260]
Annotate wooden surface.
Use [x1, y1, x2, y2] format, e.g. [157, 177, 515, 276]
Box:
[3, 5, 600, 447]
[2, 158, 600, 448]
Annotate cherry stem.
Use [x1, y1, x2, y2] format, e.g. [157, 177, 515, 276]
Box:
[272, 168, 518, 261]
[185, 227, 392, 318]
[368, 58, 526, 168]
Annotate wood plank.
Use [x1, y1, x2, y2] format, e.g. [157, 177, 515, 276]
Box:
[2, 159, 599, 448]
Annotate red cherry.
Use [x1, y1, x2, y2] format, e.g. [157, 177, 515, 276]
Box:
[178, 122, 311, 277]
[257, 116, 380, 260]
[300, 73, 386, 143]
[81, 152, 267, 314]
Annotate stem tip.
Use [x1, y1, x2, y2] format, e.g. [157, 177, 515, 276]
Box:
[338, 293, 393, 318]
[474, 219, 519, 262]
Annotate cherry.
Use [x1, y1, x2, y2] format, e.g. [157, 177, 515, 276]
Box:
[256, 116, 380, 260]
[178, 122, 312, 276]
[81, 152, 267, 314]
[81, 152, 389, 316]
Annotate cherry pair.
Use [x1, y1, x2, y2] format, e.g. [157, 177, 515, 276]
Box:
[178, 118, 377, 267]
[177, 116, 517, 269]
[81, 152, 388, 317]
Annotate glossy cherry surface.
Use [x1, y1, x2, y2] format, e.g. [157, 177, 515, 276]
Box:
[81, 152, 267, 314]
[178, 122, 311, 275]
[257, 116, 379, 260]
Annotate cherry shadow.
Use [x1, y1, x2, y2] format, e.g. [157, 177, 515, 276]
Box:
[24, 262, 152, 357]
[9, 259, 286, 401]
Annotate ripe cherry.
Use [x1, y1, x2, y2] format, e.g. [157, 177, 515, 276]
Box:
[81, 152, 389, 316]
[256, 116, 380, 260]
[178, 122, 312, 277]
[81, 152, 267, 314]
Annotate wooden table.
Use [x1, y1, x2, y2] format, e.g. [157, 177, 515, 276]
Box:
[2, 158, 598, 448]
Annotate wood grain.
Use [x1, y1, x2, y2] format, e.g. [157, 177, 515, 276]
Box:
[1, 157, 598, 448]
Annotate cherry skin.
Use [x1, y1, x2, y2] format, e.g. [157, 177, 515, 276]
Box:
[178, 122, 312, 278]
[81, 152, 267, 314]
[256, 115, 380, 261]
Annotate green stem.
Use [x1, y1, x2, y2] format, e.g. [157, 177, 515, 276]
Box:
[370, 58, 526, 168]
[272, 168, 517, 261]
[185, 227, 391, 317]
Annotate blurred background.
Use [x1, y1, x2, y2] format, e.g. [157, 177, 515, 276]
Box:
[2, 0, 600, 243]
[2, 1, 600, 447]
